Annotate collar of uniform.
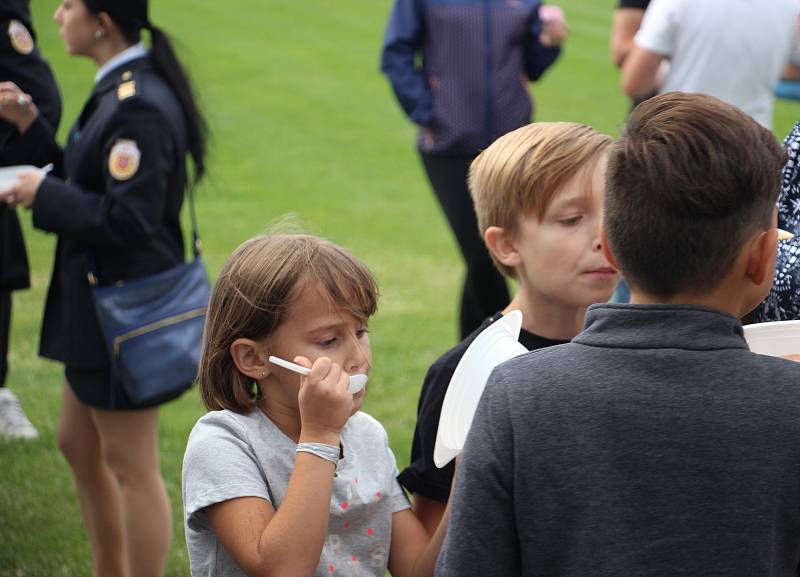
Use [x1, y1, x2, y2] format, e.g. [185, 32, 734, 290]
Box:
[95, 42, 147, 85]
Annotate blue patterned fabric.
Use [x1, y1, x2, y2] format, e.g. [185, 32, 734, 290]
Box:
[755, 122, 800, 321]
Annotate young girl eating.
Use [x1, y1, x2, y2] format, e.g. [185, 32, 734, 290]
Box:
[182, 233, 449, 577]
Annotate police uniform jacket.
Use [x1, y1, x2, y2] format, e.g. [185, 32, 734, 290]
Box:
[7, 54, 189, 369]
[0, 0, 61, 291]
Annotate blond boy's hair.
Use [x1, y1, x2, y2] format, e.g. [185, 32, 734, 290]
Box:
[469, 122, 612, 277]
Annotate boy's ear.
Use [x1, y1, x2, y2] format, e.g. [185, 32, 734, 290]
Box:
[745, 227, 778, 287]
[230, 338, 270, 381]
[599, 225, 620, 270]
[484, 226, 521, 268]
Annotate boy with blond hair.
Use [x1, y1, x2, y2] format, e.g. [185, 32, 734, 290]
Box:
[438, 93, 800, 576]
[398, 122, 619, 532]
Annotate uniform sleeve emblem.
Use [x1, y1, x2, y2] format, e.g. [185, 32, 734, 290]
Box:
[108, 139, 141, 181]
[8, 20, 34, 55]
[117, 80, 136, 100]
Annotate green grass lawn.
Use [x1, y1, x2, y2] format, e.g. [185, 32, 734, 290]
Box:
[2, 1, 798, 575]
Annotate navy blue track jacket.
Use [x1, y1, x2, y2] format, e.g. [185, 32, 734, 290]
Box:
[381, 0, 561, 155]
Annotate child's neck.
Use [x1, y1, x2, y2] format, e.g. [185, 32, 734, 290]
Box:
[258, 396, 303, 443]
[628, 274, 760, 320]
[628, 290, 747, 318]
[504, 287, 587, 341]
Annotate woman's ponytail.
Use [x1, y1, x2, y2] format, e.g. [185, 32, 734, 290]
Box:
[148, 24, 208, 183]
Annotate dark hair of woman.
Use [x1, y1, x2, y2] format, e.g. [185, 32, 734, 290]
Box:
[83, 0, 208, 181]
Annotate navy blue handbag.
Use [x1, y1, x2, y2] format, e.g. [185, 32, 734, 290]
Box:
[89, 190, 209, 408]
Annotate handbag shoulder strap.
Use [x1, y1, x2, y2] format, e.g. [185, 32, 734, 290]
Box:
[87, 184, 202, 286]
[187, 182, 202, 260]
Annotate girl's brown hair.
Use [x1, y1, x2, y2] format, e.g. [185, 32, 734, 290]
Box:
[198, 234, 379, 413]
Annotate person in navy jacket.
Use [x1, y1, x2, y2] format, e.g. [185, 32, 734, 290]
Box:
[0, 1, 207, 575]
[0, 0, 62, 440]
[381, 0, 567, 339]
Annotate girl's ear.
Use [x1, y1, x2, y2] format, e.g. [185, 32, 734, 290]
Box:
[95, 11, 113, 36]
[230, 338, 270, 380]
[484, 226, 521, 269]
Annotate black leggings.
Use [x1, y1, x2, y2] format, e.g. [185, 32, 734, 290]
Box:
[0, 291, 9, 387]
[421, 153, 510, 338]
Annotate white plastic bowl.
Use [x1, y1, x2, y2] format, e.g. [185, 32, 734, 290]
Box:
[742, 320, 800, 359]
[433, 310, 529, 467]
[0, 165, 40, 193]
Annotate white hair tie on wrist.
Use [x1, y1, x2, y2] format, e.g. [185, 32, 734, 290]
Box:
[296, 442, 340, 476]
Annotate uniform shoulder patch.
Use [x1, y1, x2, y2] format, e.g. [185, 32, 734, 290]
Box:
[108, 139, 141, 181]
[117, 80, 136, 100]
[8, 20, 33, 55]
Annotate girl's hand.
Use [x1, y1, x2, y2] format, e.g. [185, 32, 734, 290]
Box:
[0, 170, 44, 209]
[295, 356, 354, 444]
[0, 82, 38, 134]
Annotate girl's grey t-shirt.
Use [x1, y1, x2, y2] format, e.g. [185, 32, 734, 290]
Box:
[182, 408, 410, 577]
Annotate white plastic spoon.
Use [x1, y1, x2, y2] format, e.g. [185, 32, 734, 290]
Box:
[268, 355, 368, 394]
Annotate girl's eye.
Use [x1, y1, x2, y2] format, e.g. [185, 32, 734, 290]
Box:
[559, 216, 582, 226]
[356, 328, 370, 339]
[318, 337, 338, 347]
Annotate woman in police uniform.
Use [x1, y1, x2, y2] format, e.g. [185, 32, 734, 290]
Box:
[0, 1, 207, 575]
[0, 0, 62, 439]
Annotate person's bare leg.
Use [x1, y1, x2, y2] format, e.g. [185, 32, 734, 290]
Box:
[58, 383, 127, 577]
[92, 406, 171, 577]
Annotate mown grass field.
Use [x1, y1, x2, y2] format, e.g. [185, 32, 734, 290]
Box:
[2, 1, 797, 574]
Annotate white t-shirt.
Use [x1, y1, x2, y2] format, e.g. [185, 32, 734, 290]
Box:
[183, 409, 410, 577]
[635, 0, 800, 128]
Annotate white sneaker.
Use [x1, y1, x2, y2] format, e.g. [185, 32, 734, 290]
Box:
[0, 388, 39, 440]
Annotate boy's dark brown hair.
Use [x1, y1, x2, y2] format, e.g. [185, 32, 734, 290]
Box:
[605, 92, 787, 298]
[198, 234, 378, 414]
